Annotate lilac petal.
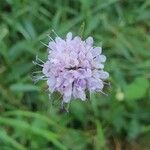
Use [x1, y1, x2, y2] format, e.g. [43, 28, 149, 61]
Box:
[63, 95, 71, 103]
[93, 62, 104, 69]
[56, 43, 65, 52]
[99, 55, 106, 62]
[70, 51, 78, 59]
[77, 69, 86, 76]
[66, 32, 72, 41]
[75, 78, 86, 89]
[42, 61, 51, 76]
[48, 41, 56, 50]
[55, 76, 65, 88]
[73, 87, 86, 101]
[98, 71, 109, 80]
[86, 69, 92, 77]
[64, 85, 72, 96]
[63, 85, 72, 103]
[77, 68, 91, 78]
[79, 51, 86, 60]
[74, 36, 81, 43]
[71, 70, 79, 78]
[63, 73, 74, 84]
[88, 78, 104, 91]
[93, 70, 109, 80]
[93, 55, 106, 67]
[70, 58, 79, 67]
[47, 76, 56, 92]
[86, 37, 93, 45]
[86, 51, 93, 60]
[82, 60, 90, 68]
[78, 90, 86, 101]
[55, 37, 62, 43]
[91, 47, 102, 57]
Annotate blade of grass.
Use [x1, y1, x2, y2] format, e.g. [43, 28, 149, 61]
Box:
[2, 110, 60, 128]
[0, 117, 66, 150]
[0, 129, 27, 150]
[95, 120, 107, 150]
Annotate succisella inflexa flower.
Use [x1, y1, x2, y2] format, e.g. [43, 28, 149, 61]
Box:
[33, 32, 109, 103]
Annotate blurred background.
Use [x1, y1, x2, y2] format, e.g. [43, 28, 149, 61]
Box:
[0, 0, 150, 150]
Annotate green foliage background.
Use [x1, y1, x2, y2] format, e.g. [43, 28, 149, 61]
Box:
[0, 0, 150, 149]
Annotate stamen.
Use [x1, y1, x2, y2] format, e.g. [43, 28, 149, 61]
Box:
[36, 55, 45, 64]
[103, 82, 111, 86]
[99, 90, 108, 96]
[61, 100, 64, 109]
[40, 41, 49, 48]
[31, 71, 42, 75]
[52, 29, 59, 37]
[47, 34, 54, 41]
[32, 75, 47, 84]
[32, 61, 43, 67]
[48, 93, 54, 109]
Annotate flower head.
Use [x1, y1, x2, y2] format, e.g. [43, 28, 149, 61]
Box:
[38, 32, 109, 103]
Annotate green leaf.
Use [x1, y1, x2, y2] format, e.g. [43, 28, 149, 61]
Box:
[70, 100, 86, 121]
[0, 24, 9, 42]
[124, 77, 149, 100]
[127, 119, 141, 140]
[10, 83, 40, 92]
[8, 40, 35, 62]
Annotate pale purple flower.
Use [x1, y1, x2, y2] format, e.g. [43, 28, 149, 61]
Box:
[35, 32, 109, 103]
